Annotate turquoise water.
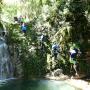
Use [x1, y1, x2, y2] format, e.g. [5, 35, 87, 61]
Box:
[0, 79, 81, 90]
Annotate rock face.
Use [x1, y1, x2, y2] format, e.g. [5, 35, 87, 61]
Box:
[8, 45, 23, 78]
[53, 69, 63, 77]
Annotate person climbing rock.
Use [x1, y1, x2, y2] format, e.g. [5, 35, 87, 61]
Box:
[21, 23, 27, 34]
[69, 47, 79, 76]
[51, 42, 60, 60]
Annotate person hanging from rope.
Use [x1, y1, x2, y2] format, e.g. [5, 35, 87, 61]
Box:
[21, 22, 27, 35]
[51, 42, 60, 60]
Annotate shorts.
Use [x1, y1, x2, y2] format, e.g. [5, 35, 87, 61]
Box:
[70, 58, 76, 65]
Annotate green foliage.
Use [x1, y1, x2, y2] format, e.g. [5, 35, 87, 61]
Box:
[47, 0, 89, 75]
[0, 1, 2, 13]
[1, 0, 89, 78]
[6, 21, 50, 78]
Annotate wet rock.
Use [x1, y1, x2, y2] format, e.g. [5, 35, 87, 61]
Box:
[53, 69, 63, 77]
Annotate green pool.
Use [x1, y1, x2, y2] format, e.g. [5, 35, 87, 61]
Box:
[0, 79, 81, 90]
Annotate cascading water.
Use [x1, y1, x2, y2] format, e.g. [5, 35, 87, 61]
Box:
[0, 23, 13, 80]
[0, 37, 13, 80]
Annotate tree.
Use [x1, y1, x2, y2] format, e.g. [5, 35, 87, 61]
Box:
[50, 0, 88, 74]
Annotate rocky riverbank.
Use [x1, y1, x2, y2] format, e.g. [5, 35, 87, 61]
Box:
[45, 69, 90, 90]
[66, 79, 90, 90]
[45, 75, 90, 90]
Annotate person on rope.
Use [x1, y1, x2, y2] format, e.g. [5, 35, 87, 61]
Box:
[69, 47, 79, 76]
[51, 42, 60, 60]
[21, 23, 27, 34]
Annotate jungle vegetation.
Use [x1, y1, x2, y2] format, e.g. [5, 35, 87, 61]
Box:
[0, 0, 90, 79]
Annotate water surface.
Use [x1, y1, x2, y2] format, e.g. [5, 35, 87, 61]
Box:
[0, 79, 81, 90]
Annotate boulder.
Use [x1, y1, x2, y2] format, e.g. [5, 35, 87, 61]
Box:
[53, 69, 63, 77]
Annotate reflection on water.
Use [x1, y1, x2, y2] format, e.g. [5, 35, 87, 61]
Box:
[0, 79, 81, 90]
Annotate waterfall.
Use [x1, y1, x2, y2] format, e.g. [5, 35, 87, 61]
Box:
[0, 36, 13, 80]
